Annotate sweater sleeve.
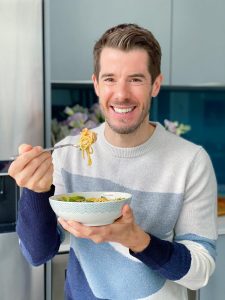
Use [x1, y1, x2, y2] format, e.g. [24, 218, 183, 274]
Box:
[131, 147, 217, 290]
[130, 234, 192, 280]
[16, 186, 62, 266]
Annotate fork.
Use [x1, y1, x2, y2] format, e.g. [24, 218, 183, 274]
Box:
[10, 143, 80, 160]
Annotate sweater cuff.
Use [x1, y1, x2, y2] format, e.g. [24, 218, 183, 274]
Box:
[129, 234, 173, 269]
[19, 185, 55, 215]
[129, 234, 191, 280]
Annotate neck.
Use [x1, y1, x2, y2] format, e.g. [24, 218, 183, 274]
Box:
[104, 121, 156, 148]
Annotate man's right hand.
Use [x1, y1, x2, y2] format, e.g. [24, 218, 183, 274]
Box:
[8, 144, 53, 193]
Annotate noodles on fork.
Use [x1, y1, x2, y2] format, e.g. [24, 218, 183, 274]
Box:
[79, 128, 97, 166]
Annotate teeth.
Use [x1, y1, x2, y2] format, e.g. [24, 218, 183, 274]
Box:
[113, 107, 133, 113]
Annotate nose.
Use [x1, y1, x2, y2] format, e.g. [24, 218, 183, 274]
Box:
[114, 80, 131, 101]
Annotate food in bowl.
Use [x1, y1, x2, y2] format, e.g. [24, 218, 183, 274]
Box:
[58, 194, 126, 202]
[49, 192, 132, 226]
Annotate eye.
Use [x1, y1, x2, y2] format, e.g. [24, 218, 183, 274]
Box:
[103, 77, 116, 85]
[104, 77, 114, 82]
[131, 78, 142, 82]
[129, 77, 145, 85]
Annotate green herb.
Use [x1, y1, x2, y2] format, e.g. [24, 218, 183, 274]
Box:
[59, 195, 86, 202]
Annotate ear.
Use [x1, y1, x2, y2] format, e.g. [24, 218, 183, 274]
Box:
[151, 74, 163, 97]
[92, 74, 99, 97]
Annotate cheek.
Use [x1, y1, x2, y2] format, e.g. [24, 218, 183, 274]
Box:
[98, 86, 112, 102]
[136, 90, 151, 104]
[132, 85, 151, 97]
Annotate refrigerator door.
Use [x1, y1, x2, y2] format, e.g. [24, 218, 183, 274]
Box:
[0, 0, 44, 160]
[0, 233, 45, 300]
[0, 1, 45, 299]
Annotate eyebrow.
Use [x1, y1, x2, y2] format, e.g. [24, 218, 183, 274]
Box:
[128, 73, 146, 79]
[100, 73, 114, 79]
[100, 73, 147, 79]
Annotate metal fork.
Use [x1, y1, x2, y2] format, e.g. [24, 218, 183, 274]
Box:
[10, 143, 80, 160]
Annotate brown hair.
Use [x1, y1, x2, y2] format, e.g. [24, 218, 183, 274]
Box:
[93, 23, 162, 83]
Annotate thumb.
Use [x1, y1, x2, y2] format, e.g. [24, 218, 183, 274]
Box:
[18, 143, 33, 155]
[121, 204, 134, 222]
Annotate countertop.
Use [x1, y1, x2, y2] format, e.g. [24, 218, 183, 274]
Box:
[218, 215, 225, 235]
[59, 232, 70, 253]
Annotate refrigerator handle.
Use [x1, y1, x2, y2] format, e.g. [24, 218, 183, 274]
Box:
[0, 177, 4, 196]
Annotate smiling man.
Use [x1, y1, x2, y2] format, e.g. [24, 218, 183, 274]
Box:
[9, 24, 217, 300]
[92, 47, 162, 146]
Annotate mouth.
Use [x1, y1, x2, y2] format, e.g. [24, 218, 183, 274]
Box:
[111, 106, 135, 114]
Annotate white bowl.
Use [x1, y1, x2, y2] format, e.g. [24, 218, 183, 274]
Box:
[49, 191, 132, 226]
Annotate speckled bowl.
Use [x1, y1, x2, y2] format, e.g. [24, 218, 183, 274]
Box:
[49, 191, 132, 226]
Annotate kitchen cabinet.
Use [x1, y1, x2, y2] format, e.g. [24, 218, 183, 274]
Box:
[48, 0, 225, 86]
[198, 216, 225, 300]
[171, 0, 225, 85]
[48, 0, 172, 84]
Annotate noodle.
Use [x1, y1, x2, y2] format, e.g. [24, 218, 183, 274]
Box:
[78, 128, 97, 166]
[58, 194, 125, 202]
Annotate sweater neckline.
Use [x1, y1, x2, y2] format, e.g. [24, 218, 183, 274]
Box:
[97, 122, 164, 158]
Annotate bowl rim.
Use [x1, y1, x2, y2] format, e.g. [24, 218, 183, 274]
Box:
[49, 191, 132, 204]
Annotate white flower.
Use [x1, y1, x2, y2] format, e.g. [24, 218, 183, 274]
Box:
[164, 119, 191, 136]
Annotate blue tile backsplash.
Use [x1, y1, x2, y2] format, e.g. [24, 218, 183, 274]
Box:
[153, 87, 225, 185]
[52, 83, 225, 184]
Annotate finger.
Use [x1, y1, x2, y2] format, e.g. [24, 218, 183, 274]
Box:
[66, 220, 100, 238]
[14, 152, 51, 187]
[19, 144, 33, 155]
[28, 160, 53, 192]
[36, 163, 53, 187]
[59, 219, 108, 243]
[11, 146, 44, 175]
[121, 204, 134, 222]
[58, 218, 71, 231]
[29, 154, 53, 182]
[67, 220, 83, 229]
[58, 218, 70, 230]
[58, 218, 83, 237]
[18, 146, 43, 162]
[121, 204, 132, 216]
[67, 220, 93, 236]
[8, 146, 39, 178]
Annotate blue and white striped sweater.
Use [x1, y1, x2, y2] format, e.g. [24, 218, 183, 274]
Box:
[16, 122, 217, 300]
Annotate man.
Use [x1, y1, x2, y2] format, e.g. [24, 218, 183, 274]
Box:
[9, 23, 217, 300]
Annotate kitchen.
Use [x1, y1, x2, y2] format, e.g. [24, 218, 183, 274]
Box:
[0, 0, 225, 300]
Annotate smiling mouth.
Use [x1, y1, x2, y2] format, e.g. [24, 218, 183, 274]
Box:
[112, 106, 135, 114]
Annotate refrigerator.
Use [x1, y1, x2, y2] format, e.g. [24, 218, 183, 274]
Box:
[0, 1, 49, 299]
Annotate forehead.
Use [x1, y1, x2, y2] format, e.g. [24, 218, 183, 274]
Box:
[99, 47, 149, 73]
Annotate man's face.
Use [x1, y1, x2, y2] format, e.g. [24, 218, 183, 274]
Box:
[92, 47, 161, 135]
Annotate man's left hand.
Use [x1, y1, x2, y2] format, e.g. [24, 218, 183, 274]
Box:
[58, 204, 150, 253]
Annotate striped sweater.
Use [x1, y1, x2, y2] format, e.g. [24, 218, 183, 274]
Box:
[16, 122, 217, 300]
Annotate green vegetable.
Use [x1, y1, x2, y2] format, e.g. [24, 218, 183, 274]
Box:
[59, 195, 86, 202]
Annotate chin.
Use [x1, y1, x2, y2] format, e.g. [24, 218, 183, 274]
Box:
[107, 122, 141, 135]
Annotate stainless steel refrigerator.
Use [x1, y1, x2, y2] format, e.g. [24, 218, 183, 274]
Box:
[0, 1, 47, 299]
